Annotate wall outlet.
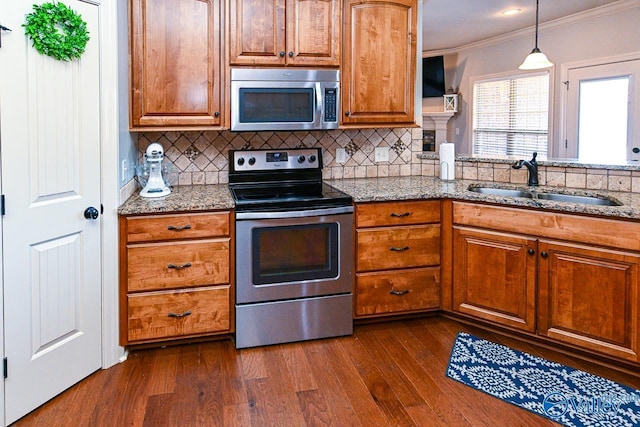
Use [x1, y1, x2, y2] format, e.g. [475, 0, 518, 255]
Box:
[375, 147, 389, 162]
[121, 159, 128, 181]
[336, 148, 348, 164]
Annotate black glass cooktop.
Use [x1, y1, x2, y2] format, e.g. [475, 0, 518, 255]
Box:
[230, 181, 352, 212]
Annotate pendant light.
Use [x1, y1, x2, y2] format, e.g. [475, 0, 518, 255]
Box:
[519, 0, 553, 70]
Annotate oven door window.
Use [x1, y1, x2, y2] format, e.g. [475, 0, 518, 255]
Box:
[252, 223, 338, 285]
[239, 88, 314, 123]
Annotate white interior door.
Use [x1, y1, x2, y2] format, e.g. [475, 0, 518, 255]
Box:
[565, 59, 640, 163]
[0, 1, 103, 424]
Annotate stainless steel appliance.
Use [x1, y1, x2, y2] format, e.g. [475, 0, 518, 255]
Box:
[230, 68, 339, 131]
[230, 147, 353, 348]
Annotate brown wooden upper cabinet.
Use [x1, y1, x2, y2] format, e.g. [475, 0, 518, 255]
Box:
[342, 0, 417, 126]
[130, 0, 224, 129]
[229, 0, 341, 67]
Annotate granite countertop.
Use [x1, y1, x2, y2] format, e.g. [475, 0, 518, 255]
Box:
[118, 177, 640, 220]
[326, 176, 640, 220]
[118, 184, 234, 215]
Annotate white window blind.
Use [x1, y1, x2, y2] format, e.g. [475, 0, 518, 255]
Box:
[472, 73, 549, 158]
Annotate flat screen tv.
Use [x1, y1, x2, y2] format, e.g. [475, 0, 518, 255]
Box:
[422, 56, 445, 98]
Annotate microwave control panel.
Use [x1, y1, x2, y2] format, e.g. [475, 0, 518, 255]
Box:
[324, 88, 337, 123]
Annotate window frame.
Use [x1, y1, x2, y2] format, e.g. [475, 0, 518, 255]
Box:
[468, 70, 554, 158]
[559, 52, 640, 161]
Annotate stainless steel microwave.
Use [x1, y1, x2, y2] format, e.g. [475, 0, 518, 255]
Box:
[231, 68, 339, 131]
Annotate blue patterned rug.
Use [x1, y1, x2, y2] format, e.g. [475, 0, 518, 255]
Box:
[446, 332, 640, 426]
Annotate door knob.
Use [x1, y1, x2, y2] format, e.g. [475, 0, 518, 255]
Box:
[84, 207, 99, 220]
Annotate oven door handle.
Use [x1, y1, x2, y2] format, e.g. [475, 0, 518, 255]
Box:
[236, 205, 353, 220]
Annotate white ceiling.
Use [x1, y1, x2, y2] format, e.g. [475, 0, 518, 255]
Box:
[422, 0, 625, 52]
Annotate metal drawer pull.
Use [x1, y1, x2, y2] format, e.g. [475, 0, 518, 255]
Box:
[167, 224, 192, 231]
[390, 246, 410, 252]
[390, 289, 409, 296]
[390, 212, 411, 218]
[168, 310, 192, 318]
[167, 262, 192, 270]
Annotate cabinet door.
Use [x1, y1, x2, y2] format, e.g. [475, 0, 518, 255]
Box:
[229, 0, 286, 65]
[130, 0, 223, 128]
[453, 227, 537, 332]
[342, 0, 417, 126]
[538, 240, 640, 362]
[229, 0, 339, 66]
[286, 0, 340, 66]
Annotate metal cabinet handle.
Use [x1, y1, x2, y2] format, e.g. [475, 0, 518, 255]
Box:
[390, 289, 409, 296]
[540, 251, 549, 258]
[167, 224, 192, 231]
[279, 51, 285, 57]
[345, 111, 351, 117]
[288, 51, 294, 57]
[528, 248, 535, 255]
[390, 246, 410, 252]
[390, 212, 411, 218]
[168, 310, 192, 318]
[167, 262, 192, 270]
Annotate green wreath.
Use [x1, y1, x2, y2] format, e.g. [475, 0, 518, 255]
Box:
[23, 2, 90, 61]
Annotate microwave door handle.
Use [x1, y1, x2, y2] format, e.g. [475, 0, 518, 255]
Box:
[314, 82, 323, 127]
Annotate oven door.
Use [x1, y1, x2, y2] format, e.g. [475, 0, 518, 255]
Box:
[235, 207, 353, 304]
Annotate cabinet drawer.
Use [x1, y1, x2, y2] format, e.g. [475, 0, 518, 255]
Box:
[355, 267, 440, 316]
[125, 212, 230, 243]
[127, 239, 229, 292]
[356, 200, 440, 227]
[357, 224, 440, 271]
[128, 286, 230, 343]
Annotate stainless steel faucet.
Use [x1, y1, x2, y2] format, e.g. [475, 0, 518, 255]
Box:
[512, 152, 539, 186]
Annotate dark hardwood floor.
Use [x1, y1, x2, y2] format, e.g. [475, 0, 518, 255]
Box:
[13, 317, 640, 426]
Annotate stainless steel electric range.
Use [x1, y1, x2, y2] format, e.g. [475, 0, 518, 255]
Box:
[229, 147, 354, 349]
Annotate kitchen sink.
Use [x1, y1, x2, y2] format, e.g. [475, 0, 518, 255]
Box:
[535, 192, 622, 206]
[468, 187, 533, 198]
[468, 186, 623, 206]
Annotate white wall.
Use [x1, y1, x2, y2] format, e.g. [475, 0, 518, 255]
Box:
[118, 0, 138, 194]
[445, 2, 640, 156]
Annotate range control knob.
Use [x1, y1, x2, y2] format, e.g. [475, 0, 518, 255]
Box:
[237, 157, 245, 166]
[297, 155, 306, 164]
[308, 155, 317, 163]
[248, 157, 256, 166]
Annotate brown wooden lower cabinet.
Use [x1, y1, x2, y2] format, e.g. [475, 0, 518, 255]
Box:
[356, 267, 440, 316]
[128, 286, 231, 342]
[119, 211, 234, 346]
[451, 201, 640, 365]
[354, 200, 441, 318]
[452, 226, 537, 332]
[537, 239, 640, 362]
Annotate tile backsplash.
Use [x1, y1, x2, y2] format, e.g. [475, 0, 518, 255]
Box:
[134, 129, 640, 194]
[137, 128, 426, 186]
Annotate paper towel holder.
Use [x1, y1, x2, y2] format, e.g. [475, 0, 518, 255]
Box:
[440, 161, 449, 180]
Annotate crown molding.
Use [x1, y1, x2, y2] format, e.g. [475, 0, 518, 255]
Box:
[423, 0, 640, 57]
